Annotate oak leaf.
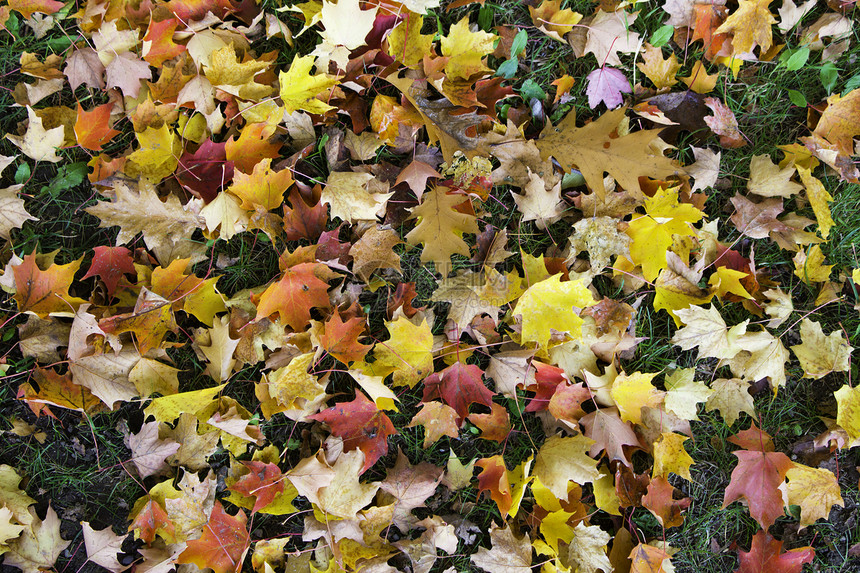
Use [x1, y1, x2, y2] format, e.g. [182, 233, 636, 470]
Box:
[85, 180, 205, 266]
[197, 315, 240, 383]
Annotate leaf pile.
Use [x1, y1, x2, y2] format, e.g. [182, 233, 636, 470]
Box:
[1, 0, 860, 572]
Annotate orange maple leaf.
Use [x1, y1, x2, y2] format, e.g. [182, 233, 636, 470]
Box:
[142, 18, 187, 67]
[318, 310, 371, 365]
[74, 104, 121, 151]
[254, 262, 331, 330]
[176, 502, 250, 573]
[13, 253, 86, 318]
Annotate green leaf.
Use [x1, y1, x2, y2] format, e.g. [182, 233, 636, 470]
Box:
[519, 79, 546, 101]
[846, 73, 860, 92]
[650, 25, 674, 48]
[496, 58, 519, 79]
[478, 5, 493, 31]
[781, 47, 809, 71]
[14, 162, 30, 184]
[820, 62, 838, 94]
[41, 163, 87, 198]
[787, 89, 807, 108]
[510, 29, 528, 58]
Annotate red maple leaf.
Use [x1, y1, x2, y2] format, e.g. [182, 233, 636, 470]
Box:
[254, 263, 331, 331]
[386, 282, 423, 319]
[309, 392, 397, 473]
[723, 450, 793, 529]
[177, 502, 249, 573]
[641, 476, 691, 528]
[524, 361, 567, 412]
[82, 246, 136, 297]
[176, 140, 235, 202]
[735, 531, 815, 573]
[74, 104, 121, 151]
[422, 361, 494, 421]
[319, 310, 371, 365]
[129, 498, 175, 544]
[228, 461, 284, 513]
[283, 186, 327, 241]
[142, 18, 186, 67]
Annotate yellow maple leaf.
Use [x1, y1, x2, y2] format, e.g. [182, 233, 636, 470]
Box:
[204, 44, 272, 100]
[652, 432, 694, 481]
[387, 11, 433, 68]
[637, 44, 680, 90]
[440, 17, 497, 81]
[405, 186, 478, 263]
[790, 318, 851, 379]
[364, 316, 434, 388]
[278, 55, 339, 115]
[533, 435, 599, 499]
[793, 244, 832, 284]
[627, 186, 704, 281]
[834, 384, 860, 441]
[5, 106, 64, 163]
[126, 124, 181, 183]
[715, 0, 777, 54]
[515, 274, 595, 350]
[796, 165, 834, 240]
[228, 158, 294, 211]
[679, 60, 718, 94]
[610, 371, 663, 425]
[784, 464, 844, 527]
